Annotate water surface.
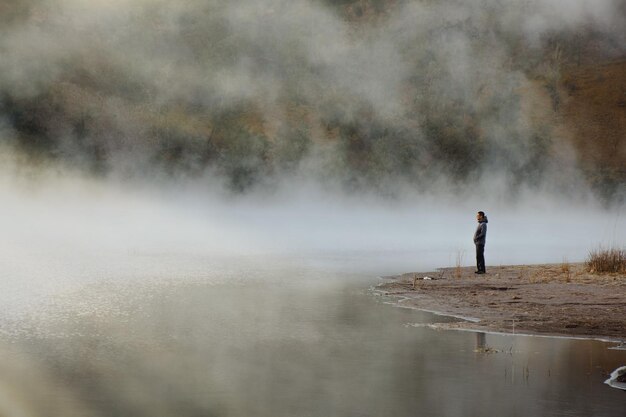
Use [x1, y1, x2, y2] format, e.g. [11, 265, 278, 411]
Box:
[1, 253, 624, 417]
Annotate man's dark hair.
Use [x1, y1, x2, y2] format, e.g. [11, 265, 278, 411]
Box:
[478, 211, 485, 217]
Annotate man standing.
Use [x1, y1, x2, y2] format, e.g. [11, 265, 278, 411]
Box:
[474, 211, 488, 274]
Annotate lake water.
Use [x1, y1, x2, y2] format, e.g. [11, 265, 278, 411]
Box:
[0, 252, 624, 417]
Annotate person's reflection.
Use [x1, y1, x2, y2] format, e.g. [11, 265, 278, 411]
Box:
[474, 332, 497, 354]
[476, 332, 486, 350]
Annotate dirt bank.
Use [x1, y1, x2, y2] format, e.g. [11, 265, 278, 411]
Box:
[377, 263, 626, 342]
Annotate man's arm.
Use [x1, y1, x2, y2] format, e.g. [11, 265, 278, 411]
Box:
[474, 224, 486, 242]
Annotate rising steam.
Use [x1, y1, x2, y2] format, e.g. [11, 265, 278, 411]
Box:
[0, 0, 624, 199]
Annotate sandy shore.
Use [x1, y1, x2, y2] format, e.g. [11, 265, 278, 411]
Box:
[377, 263, 626, 342]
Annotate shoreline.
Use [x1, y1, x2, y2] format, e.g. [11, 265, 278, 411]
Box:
[376, 263, 626, 344]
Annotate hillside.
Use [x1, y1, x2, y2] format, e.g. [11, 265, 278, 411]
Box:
[560, 60, 626, 199]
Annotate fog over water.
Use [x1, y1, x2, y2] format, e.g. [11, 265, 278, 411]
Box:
[1, 158, 624, 319]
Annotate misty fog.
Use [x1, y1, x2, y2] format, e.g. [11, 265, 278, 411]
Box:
[1, 0, 624, 198]
[1, 157, 623, 322]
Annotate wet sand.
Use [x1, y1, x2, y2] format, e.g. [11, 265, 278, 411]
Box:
[377, 263, 626, 342]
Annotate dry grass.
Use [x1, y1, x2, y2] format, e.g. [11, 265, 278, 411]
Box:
[520, 266, 528, 282]
[455, 250, 464, 279]
[586, 247, 626, 274]
[561, 258, 571, 282]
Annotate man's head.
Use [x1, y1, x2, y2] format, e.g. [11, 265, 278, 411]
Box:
[477, 211, 485, 222]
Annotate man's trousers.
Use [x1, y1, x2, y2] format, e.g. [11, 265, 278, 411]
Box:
[476, 244, 485, 273]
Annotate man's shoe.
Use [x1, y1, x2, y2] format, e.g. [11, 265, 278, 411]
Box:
[476, 271, 485, 274]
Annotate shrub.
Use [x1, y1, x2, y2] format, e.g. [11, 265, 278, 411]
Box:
[586, 247, 626, 274]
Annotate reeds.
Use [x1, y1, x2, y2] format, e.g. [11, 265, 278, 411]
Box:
[586, 246, 626, 273]
[561, 258, 571, 282]
[455, 250, 464, 279]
